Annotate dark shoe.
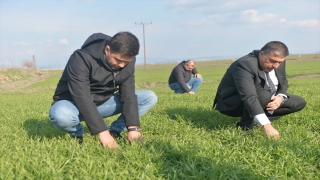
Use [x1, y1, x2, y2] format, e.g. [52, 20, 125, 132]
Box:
[70, 135, 83, 144]
[109, 129, 122, 140]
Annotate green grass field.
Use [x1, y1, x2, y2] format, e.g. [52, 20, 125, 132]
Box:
[0, 55, 319, 179]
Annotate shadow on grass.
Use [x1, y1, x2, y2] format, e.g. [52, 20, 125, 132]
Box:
[165, 107, 238, 131]
[22, 117, 109, 141]
[22, 118, 65, 140]
[145, 140, 263, 179]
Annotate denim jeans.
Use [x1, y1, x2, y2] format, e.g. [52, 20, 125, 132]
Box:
[49, 90, 158, 136]
[169, 77, 203, 93]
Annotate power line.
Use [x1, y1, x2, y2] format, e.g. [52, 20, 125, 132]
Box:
[135, 22, 152, 70]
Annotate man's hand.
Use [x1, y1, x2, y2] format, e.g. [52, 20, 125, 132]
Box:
[263, 123, 280, 139]
[188, 91, 195, 95]
[195, 73, 202, 78]
[266, 95, 282, 111]
[127, 130, 144, 145]
[99, 130, 118, 149]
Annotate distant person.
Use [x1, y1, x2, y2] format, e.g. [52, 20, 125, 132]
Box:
[49, 32, 158, 149]
[213, 41, 306, 139]
[168, 60, 203, 94]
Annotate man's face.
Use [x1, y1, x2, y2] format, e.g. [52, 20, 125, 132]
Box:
[105, 45, 134, 70]
[184, 61, 195, 71]
[259, 51, 286, 72]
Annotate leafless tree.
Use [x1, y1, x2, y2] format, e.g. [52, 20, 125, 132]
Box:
[22, 60, 36, 70]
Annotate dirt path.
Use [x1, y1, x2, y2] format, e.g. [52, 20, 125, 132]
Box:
[0, 72, 49, 93]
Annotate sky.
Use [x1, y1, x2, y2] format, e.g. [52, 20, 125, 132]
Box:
[0, 0, 319, 69]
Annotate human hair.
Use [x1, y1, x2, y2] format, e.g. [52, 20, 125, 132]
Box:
[184, 59, 195, 66]
[261, 41, 289, 57]
[109, 32, 140, 57]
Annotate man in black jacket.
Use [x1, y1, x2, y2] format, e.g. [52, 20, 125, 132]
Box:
[213, 41, 306, 139]
[49, 32, 158, 149]
[168, 60, 203, 95]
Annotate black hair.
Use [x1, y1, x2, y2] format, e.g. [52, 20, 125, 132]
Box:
[109, 32, 140, 56]
[261, 41, 289, 57]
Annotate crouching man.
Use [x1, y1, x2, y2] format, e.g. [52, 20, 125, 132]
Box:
[49, 32, 158, 149]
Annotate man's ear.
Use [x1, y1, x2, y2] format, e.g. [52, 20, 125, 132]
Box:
[105, 45, 110, 53]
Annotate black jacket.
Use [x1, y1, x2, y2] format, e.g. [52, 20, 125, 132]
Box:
[53, 33, 139, 135]
[213, 50, 288, 118]
[168, 61, 199, 92]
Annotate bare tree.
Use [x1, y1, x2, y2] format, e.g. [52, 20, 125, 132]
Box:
[22, 55, 37, 70]
[22, 60, 36, 69]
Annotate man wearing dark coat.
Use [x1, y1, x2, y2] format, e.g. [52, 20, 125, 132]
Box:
[168, 60, 203, 95]
[49, 32, 158, 149]
[213, 41, 306, 138]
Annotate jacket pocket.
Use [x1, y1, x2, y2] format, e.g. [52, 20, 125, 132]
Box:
[91, 94, 111, 106]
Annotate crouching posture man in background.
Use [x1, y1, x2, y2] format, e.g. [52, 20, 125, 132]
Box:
[168, 60, 203, 95]
[49, 32, 158, 149]
[213, 41, 306, 139]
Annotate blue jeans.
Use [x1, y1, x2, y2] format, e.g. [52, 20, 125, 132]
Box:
[169, 77, 203, 93]
[49, 90, 158, 136]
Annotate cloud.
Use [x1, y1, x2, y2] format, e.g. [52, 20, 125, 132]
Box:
[240, 10, 279, 23]
[183, 17, 212, 26]
[182, 10, 281, 26]
[59, 38, 69, 45]
[36, 40, 53, 47]
[164, 0, 275, 14]
[12, 41, 29, 46]
[289, 19, 320, 28]
[182, 8, 320, 32]
[23, 49, 35, 55]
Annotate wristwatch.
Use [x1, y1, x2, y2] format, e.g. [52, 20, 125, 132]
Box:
[277, 95, 287, 104]
[127, 127, 141, 132]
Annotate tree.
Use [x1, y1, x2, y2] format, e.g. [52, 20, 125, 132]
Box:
[22, 60, 36, 70]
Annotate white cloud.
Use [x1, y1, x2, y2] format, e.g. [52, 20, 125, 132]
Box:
[164, 0, 275, 14]
[13, 41, 29, 46]
[182, 8, 320, 32]
[183, 15, 224, 26]
[241, 10, 279, 23]
[289, 19, 320, 28]
[23, 49, 35, 55]
[59, 38, 69, 45]
[37, 40, 53, 46]
[239, 10, 320, 30]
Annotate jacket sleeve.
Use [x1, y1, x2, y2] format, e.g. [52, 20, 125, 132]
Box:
[118, 62, 140, 127]
[192, 68, 198, 75]
[174, 66, 191, 92]
[67, 51, 108, 135]
[233, 63, 265, 117]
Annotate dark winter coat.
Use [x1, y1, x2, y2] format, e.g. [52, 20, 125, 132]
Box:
[52, 33, 139, 135]
[168, 61, 199, 92]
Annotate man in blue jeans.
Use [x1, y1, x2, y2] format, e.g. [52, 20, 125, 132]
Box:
[168, 60, 203, 94]
[49, 32, 157, 149]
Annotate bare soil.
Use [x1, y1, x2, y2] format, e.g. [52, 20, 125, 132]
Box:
[0, 68, 50, 93]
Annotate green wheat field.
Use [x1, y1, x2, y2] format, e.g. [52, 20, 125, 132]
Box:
[0, 54, 319, 179]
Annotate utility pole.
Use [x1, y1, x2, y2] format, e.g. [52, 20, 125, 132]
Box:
[5, 56, 13, 68]
[33, 55, 37, 70]
[135, 22, 152, 70]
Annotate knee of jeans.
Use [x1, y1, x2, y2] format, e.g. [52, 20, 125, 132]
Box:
[50, 108, 79, 128]
[144, 90, 158, 106]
